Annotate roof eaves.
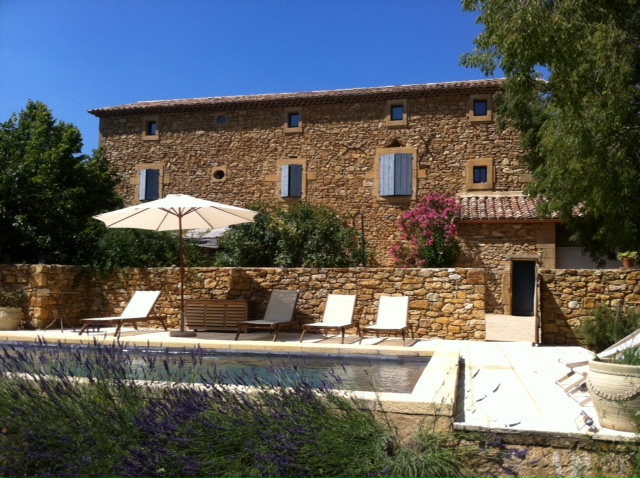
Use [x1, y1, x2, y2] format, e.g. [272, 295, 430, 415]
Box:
[88, 79, 506, 117]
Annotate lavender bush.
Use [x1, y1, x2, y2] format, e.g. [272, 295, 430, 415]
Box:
[0, 340, 470, 477]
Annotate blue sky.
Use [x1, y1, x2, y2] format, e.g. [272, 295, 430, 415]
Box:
[0, 0, 491, 155]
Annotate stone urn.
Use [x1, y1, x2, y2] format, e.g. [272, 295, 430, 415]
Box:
[0, 307, 22, 330]
[588, 359, 640, 432]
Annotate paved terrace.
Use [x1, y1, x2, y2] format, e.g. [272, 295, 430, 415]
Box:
[0, 327, 633, 442]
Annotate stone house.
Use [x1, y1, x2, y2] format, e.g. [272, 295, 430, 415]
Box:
[89, 79, 590, 321]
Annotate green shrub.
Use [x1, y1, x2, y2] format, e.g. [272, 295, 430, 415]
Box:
[576, 304, 640, 353]
[215, 202, 365, 267]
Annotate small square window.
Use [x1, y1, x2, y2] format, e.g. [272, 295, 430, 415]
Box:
[473, 166, 488, 183]
[146, 121, 157, 136]
[288, 112, 300, 128]
[284, 107, 303, 133]
[385, 99, 407, 127]
[473, 100, 488, 117]
[390, 105, 404, 121]
[466, 158, 494, 191]
[469, 94, 492, 123]
[142, 116, 160, 140]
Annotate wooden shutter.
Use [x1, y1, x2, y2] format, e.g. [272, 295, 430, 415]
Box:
[394, 154, 413, 196]
[379, 154, 395, 196]
[281, 165, 290, 197]
[380, 153, 412, 196]
[288, 164, 303, 197]
[140, 169, 160, 201]
[281, 164, 303, 198]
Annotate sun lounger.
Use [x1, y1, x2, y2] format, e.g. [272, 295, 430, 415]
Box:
[359, 295, 413, 345]
[78, 290, 167, 339]
[235, 290, 299, 341]
[299, 293, 356, 344]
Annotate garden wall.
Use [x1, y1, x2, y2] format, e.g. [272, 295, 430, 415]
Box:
[539, 268, 640, 345]
[0, 265, 486, 340]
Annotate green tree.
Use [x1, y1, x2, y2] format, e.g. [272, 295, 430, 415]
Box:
[215, 202, 364, 267]
[89, 229, 215, 272]
[0, 101, 123, 264]
[461, 0, 640, 259]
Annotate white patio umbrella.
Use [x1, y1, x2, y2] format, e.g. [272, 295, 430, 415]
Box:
[93, 194, 257, 337]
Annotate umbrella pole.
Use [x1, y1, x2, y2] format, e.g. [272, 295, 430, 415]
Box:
[170, 214, 197, 337]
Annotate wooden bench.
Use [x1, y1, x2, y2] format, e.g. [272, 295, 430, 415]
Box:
[185, 299, 248, 332]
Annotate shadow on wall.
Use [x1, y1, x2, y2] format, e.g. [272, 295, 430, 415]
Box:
[539, 279, 579, 345]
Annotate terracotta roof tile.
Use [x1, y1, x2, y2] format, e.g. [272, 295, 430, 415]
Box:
[89, 79, 505, 117]
[458, 195, 555, 221]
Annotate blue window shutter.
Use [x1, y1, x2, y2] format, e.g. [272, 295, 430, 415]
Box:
[139, 170, 147, 201]
[281, 164, 303, 198]
[281, 165, 290, 197]
[379, 154, 395, 196]
[140, 169, 160, 201]
[394, 154, 413, 196]
[289, 164, 303, 197]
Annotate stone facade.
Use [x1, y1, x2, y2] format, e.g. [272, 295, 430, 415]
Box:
[91, 81, 533, 276]
[540, 268, 640, 345]
[0, 264, 486, 340]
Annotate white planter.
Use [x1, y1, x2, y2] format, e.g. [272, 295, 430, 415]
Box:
[588, 360, 640, 432]
[0, 307, 22, 330]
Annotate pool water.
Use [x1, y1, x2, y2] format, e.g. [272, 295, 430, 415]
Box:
[0, 343, 429, 394]
[149, 352, 428, 393]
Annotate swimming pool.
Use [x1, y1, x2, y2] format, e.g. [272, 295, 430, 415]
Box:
[0, 342, 429, 394]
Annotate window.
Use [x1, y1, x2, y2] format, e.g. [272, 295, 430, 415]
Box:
[390, 104, 404, 121]
[385, 99, 407, 127]
[215, 114, 228, 126]
[466, 158, 494, 191]
[283, 107, 303, 133]
[379, 153, 413, 197]
[142, 115, 160, 140]
[139, 169, 160, 201]
[468, 94, 492, 123]
[281, 164, 303, 198]
[473, 100, 488, 117]
[212, 165, 227, 182]
[146, 121, 157, 136]
[288, 112, 300, 128]
[473, 165, 488, 184]
[134, 162, 167, 202]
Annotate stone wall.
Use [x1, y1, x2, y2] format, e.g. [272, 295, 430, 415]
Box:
[458, 222, 544, 314]
[0, 264, 486, 340]
[539, 268, 640, 345]
[98, 88, 527, 266]
[6, 264, 640, 345]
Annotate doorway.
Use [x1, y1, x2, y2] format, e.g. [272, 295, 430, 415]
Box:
[512, 260, 536, 316]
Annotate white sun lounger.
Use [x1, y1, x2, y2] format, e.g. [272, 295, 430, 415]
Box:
[359, 295, 413, 345]
[78, 290, 167, 339]
[299, 294, 356, 344]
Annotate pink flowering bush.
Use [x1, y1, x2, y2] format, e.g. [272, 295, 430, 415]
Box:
[390, 193, 461, 267]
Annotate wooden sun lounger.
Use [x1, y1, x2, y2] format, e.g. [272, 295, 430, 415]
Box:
[78, 290, 167, 339]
